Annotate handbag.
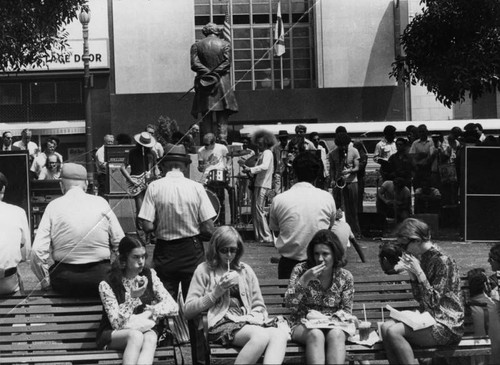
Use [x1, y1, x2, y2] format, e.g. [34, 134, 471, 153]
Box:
[170, 286, 190, 344]
[124, 311, 156, 333]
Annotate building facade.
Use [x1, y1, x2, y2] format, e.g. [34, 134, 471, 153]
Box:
[0, 0, 498, 158]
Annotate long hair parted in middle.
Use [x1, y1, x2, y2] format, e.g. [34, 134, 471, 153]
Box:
[110, 235, 147, 283]
[206, 225, 244, 271]
[306, 229, 346, 269]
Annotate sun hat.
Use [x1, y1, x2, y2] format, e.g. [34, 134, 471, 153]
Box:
[61, 163, 87, 180]
[134, 132, 156, 148]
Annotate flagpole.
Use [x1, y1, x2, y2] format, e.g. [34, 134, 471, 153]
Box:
[280, 56, 284, 89]
[229, 0, 235, 85]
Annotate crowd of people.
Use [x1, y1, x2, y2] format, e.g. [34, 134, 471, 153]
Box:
[0, 121, 498, 365]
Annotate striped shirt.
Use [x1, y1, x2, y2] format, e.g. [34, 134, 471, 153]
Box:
[138, 170, 216, 241]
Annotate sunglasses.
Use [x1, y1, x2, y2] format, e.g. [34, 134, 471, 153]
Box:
[218, 247, 238, 254]
[397, 237, 416, 250]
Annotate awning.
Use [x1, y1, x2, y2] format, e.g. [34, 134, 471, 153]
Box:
[0, 120, 85, 135]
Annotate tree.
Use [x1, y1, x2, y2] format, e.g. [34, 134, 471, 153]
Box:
[0, 0, 87, 72]
[391, 0, 500, 107]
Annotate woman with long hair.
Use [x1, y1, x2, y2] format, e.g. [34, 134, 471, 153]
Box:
[381, 218, 464, 364]
[285, 229, 354, 364]
[240, 129, 277, 243]
[184, 226, 288, 364]
[96, 236, 178, 365]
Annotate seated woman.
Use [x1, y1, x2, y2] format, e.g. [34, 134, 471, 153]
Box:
[184, 225, 288, 365]
[96, 236, 178, 365]
[284, 229, 354, 364]
[38, 153, 62, 180]
[381, 218, 464, 364]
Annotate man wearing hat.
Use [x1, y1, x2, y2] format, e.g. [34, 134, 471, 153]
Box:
[191, 22, 238, 143]
[272, 130, 289, 193]
[120, 131, 159, 239]
[139, 144, 216, 300]
[31, 163, 125, 297]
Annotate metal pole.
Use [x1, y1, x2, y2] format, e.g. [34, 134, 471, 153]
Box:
[80, 9, 94, 187]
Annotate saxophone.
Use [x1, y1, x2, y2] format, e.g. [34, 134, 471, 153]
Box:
[333, 150, 347, 189]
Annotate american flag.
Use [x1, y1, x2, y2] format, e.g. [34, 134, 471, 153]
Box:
[274, 1, 285, 56]
[222, 2, 231, 43]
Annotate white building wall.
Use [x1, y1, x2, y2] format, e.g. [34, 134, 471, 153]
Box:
[407, 0, 452, 121]
[316, 0, 397, 88]
[112, 0, 194, 94]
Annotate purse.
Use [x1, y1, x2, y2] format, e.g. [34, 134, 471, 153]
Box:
[124, 311, 156, 333]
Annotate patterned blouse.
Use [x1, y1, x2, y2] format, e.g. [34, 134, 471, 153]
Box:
[98, 269, 178, 330]
[411, 246, 464, 339]
[284, 262, 354, 325]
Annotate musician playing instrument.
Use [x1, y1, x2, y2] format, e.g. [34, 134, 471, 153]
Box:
[328, 132, 362, 239]
[120, 132, 159, 242]
[241, 129, 276, 244]
[198, 133, 230, 225]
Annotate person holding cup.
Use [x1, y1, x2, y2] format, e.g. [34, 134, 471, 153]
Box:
[380, 218, 464, 364]
[184, 226, 288, 364]
[284, 229, 354, 364]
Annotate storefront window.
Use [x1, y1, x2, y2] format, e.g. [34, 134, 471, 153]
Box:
[194, 0, 315, 91]
[30, 80, 82, 104]
[0, 83, 22, 105]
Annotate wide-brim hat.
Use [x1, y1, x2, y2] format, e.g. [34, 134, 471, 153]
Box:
[163, 144, 191, 164]
[198, 73, 220, 90]
[134, 132, 156, 148]
[277, 130, 289, 137]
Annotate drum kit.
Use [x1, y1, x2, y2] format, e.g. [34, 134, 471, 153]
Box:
[203, 148, 255, 225]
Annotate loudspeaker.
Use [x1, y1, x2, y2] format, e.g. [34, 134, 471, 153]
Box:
[105, 145, 134, 195]
[359, 212, 386, 237]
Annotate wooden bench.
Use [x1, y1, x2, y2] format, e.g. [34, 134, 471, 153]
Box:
[200, 275, 491, 364]
[0, 290, 176, 364]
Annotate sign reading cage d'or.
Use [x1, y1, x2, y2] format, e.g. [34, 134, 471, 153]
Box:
[464, 146, 500, 241]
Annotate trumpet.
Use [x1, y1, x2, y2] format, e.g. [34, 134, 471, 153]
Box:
[333, 176, 346, 189]
[284, 152, 295, 168]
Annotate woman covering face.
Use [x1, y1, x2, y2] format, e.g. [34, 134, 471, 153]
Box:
[380, 218, 464, 364]
[284, 229, 354, 364]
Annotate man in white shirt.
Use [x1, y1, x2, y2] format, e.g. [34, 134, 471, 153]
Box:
[140, 145, 216, 299]
[269, 152, 336, 279]
[31, 163, 124, 297]
[0, 172, 30, 294]
[374, 125, 397, 181]
[95, 134, 115, 196]
[198, 133, 230, 224]
[13, 128, 38, 163]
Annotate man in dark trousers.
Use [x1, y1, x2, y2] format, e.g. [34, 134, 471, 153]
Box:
[139, 145, 216, 364]
[191, 22, 238, 144]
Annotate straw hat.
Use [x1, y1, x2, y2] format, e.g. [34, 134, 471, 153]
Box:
[134, 132, 156, 148]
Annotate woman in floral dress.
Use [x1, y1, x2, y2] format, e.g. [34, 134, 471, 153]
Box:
[96, 236, 178, 365]
[381, 218, 464, 364]
[285, 229, 354, 364]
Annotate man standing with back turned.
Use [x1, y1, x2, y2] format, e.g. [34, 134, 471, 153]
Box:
[31, 163, 124, 297]
[269, 152, 336, 279]
[139, 145, 216, 300]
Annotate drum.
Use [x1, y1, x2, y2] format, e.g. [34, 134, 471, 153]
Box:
[205, 188, 221, 221]
[207, 169, 228, 186]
